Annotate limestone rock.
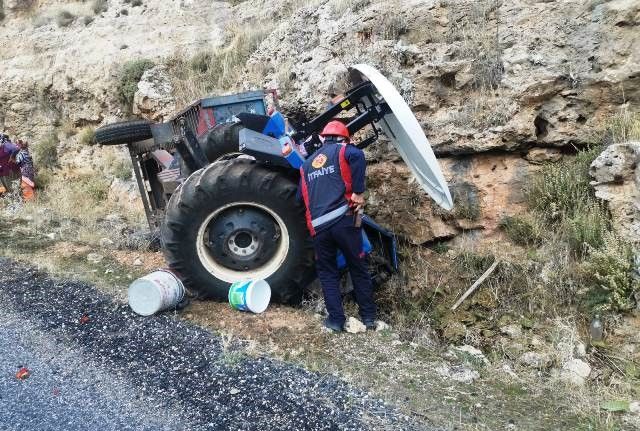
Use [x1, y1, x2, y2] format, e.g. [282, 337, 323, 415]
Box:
[590, 142, 640, 245]
[133, 66, 177, 123]
[87, 253, 104, 264]
[518, 351, 552, 369]
[500, 324, 522, 339]
[1, 0, 639, 244]
[6, 0, 36, 12]
[451, 345, 490, 366]
[435, 363, 480, 384]
[574, 342, 587, 359]
[99, 238, 115, 248]
[345, 317, 366, 334]
[559, 359, 591, 386]
[525, 147, 563, 164]
[375, 320, 391, 332]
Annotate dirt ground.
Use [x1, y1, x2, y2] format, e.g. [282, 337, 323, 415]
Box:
[1, 211, 637, 430]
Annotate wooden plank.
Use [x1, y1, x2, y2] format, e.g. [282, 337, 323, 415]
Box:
[451, 260, 500, 311]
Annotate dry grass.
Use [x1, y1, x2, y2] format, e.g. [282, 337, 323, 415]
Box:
[33, 131, 59, 166]
[78, 127, 96, 146]
[450, 92, 514, 129]
[606, 105, 640, 144]
[166, 23, 269, 106]
[447, 0, 503, 90]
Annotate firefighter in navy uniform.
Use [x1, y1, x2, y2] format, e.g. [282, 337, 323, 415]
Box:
[299, 120, 377, 332]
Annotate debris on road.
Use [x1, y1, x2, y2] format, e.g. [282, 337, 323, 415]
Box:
[16, 367, 30, 380]
[79, 314, 90, 324]
[128, 269, 185, 316]
[228, 279, 271, 314]
[0, 258, 420, 430]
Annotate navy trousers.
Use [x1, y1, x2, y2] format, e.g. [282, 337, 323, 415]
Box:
[313, 215, 376, 327]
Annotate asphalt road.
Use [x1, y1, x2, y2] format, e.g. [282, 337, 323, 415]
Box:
[0, 259, 425, 431]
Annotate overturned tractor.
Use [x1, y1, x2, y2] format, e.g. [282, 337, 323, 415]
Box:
[95, 65, 453, 304]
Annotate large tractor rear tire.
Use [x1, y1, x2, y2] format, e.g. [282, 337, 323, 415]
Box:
[95, 120, 153, 146]
[161, 158, 315, 304]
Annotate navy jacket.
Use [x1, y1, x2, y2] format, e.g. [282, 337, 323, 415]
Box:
[298, 143, 366, 236]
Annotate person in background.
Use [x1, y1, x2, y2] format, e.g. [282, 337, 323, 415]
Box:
[14, 139, 36, 201]
[0, 134, 19, 195]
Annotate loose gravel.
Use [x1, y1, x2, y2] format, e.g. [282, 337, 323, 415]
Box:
[0, 258, 426, 431]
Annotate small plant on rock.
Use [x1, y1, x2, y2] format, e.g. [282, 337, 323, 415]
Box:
[56, 10, 75, 28]
[78, 127, 96, 146]
[117, 59, 155, 112]
[92, 0, 108, 15]
[526, 146, 602, 223]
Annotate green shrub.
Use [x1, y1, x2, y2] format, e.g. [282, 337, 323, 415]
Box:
[564, 201, 610, 256]
[35, 168, 54, 190]
[581, 232, 639, 312]
[111, 158, 132, 180]
[117, 59, 155, 112]
[81, 176, 110, 202]
[131, 0, 143, 6]
[83, 16, 94, 25]
[526, 146, 602, 222]
[92, 0, 108, 14]
[499, 215, 543, 246]
[34, 132, 59, 166]
[120, 8, 128, 16]
[56, 10, 75, 28]
[78, 127, 96, 146]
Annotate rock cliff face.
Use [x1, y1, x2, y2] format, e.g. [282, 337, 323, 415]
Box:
[590, 142, 640, 245]
[1, 0, 639, 244]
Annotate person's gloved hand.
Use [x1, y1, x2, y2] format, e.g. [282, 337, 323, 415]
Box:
[350, 193, 365, 212]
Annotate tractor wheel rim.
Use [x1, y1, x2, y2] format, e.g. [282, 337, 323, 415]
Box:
[196, 202, 290, 283]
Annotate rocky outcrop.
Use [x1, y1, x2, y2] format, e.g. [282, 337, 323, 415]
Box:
[0, 0, 230, 138]
[1, 0, 639, 242]
[590, 142, 640, 245]
[250, 0, 640, 155]
[132, 66, 176, 123]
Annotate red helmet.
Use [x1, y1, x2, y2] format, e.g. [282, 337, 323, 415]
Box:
[320, 120, 350, 139]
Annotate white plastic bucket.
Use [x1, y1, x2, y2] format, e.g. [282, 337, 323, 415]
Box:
[228, 279, 271, 314]
[128, 270, 185, 316]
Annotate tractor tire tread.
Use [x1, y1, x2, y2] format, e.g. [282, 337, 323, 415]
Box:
[95, 120, 153, 146]
[161, 159, 314, 303]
